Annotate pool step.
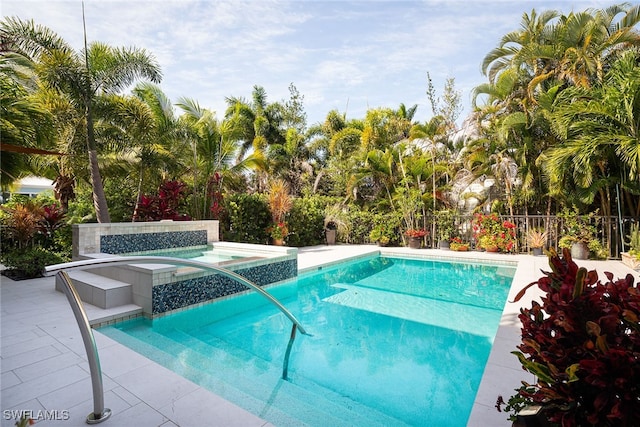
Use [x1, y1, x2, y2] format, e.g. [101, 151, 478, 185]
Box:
[126, 324, 406, 426]
[55, 270, 133, 309]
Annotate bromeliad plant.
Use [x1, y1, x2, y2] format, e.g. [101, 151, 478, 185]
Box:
[404, 228, 428, 238]
[499, 248, 640, 426]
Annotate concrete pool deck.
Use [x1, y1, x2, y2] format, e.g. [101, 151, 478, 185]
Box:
[2, 245, 638, 426]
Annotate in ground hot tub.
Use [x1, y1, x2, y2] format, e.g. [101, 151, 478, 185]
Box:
[63, 222, 297, 317]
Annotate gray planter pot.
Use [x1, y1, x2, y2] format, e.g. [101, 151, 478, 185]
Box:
[532, 247, 543, 256]
[570, 241, 590, 260]
[439, 240, 450, 250]
[408, 236, 422, 249]
[325, 229, 337, 245]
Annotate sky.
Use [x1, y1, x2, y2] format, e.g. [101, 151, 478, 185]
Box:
[2, 0, 616, 127]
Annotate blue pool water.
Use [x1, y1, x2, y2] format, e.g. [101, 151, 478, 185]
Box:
[124, 246, 247, 263]
[99, 255, 515, 426]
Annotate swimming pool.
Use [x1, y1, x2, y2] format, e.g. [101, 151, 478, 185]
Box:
[99, 255, 515, 426]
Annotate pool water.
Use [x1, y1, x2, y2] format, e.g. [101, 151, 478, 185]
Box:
[99, 256, 515, 426]
[124, 246, 247, 263]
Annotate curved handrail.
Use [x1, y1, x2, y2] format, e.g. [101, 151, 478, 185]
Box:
[44, 256, 309, 336]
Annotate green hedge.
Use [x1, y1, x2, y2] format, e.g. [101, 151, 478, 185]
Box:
[287, 196, 334, 247]
[1, 247, 66, 279]
[221, 193, 270, 244]
[221, 194, 400, 247]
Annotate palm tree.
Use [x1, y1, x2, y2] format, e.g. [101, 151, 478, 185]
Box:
[95, 84, 185, 220]
[549, 48, 640, 218]
[483, 4, 640, 102]
[266, 128, 313, 196]
[224, 85, 285, 160]
[481, 8, 561, 86]
[177, 98, 264, 217]
[1, 17, 162, 222]
[0, 51, 55, 188]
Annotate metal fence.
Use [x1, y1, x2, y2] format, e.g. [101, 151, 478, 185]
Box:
[424, 214, 638, 259]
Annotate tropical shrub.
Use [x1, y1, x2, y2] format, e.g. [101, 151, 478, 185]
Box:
[435, 209, 455, 241]
[1, 199, 67, 249]
[222, 193, 270, 243]
[472, 212, 516, 252]
[266, 179, 293, 244]
[0, 201, 43, 249]
[287, 196, 327, 247]
[343, 207, 376, 244]
[499, 248, 640, 426]
[134, 180, 191, 221]
[405, 228, 428, 238]
[369, 213, 401, 245]
[557, 207, 607, 259]
[1, 247, 66, 279]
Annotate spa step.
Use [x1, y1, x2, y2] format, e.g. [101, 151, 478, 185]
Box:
[55, 270, 133, 309]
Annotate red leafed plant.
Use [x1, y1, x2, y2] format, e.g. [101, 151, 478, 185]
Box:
[404, 228, 427, 238]
[134, 180, 191, 221]
[499, 248, 640, 426]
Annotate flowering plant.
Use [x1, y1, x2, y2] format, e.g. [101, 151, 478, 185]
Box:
[370, 223, 394, 244]
[267, 221, 288, 240]
[472, 213, 516, 252]
[404, 228, 428, 238]
[449, 236, 469, 251]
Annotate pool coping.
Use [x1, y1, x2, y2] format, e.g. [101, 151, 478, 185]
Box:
[2, 245, 638, 426]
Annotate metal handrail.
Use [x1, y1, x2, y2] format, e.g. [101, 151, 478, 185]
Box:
[56, 270, 111, 424]
[45, 256, 309, 335]
[46, 256, 310, 388]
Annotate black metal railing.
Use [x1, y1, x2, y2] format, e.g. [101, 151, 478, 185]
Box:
[424, 214, 637, 259]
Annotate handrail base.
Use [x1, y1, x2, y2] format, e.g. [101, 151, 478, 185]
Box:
[87, 409, 111, 424]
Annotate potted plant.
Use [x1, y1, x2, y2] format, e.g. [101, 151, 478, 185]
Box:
[267, 221, 288, 246]
[369, 224, 392, 246]
[449, 236, 469, 251]
[621, 223, 640, 270]
[526, 229, 547, 256]
[405, 228, 427, 249]
[472, 212, 517, 253]
[557, 207, 606, 260]
[267, 179, 292, 245]
[435, 210, 455, 249]
[324, 221, 338, 245]
[324, 204, 350, 246]
[497, 248, 640, 426]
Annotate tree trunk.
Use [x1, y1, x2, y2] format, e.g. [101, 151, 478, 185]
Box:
[88, 149, 111, 223]
[85, 102, 111, 223]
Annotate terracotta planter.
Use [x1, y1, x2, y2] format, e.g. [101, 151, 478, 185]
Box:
[571, 241, 590, 260]
[485, 245, 499, 253]
[621, 252, 640, 270]
[273, 238, 284, 246]
[408, 236, 422, 249]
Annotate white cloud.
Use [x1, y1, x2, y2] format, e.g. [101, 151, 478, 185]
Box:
[3, 0, 618, 125]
